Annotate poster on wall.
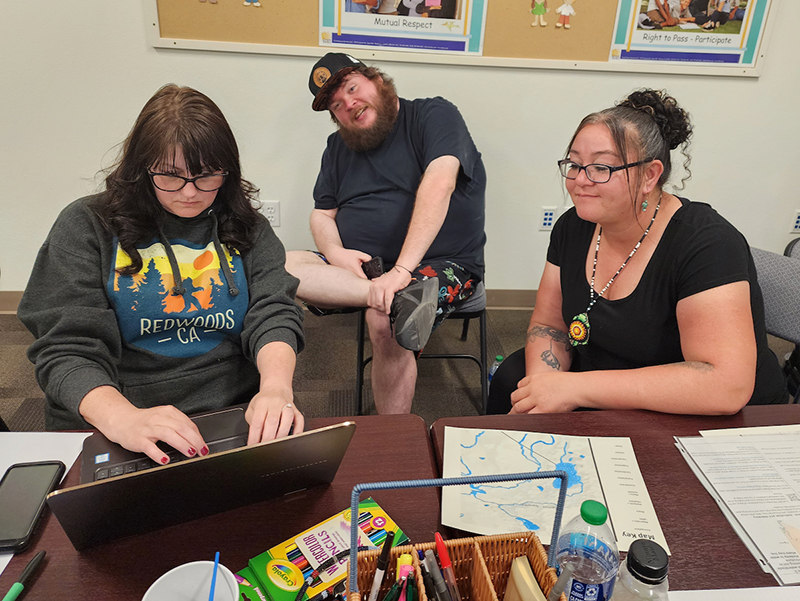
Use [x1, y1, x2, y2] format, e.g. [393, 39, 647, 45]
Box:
[318, 0, 489, 56]
[609, 0, 773, 68]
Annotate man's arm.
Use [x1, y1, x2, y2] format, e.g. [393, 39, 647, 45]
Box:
[309, 207, 370, 278]
[368, 154, 460, 312]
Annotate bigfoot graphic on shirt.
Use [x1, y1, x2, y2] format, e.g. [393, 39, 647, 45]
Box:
[108, 238, 249, 358]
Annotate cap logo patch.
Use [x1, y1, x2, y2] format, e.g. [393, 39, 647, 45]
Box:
[313, 67, 332, 89]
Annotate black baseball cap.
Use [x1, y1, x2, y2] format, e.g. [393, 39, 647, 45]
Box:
[309, 52, 366, 111]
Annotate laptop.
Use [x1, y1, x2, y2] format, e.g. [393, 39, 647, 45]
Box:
[47, 408, 356, 550]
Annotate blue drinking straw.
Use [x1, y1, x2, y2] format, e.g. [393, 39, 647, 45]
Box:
[209, 551, 220, 601]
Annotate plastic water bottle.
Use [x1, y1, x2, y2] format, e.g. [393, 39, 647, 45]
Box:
[555, 500, 619, 601]
[611, 540, 669, 600]
[488, 355, 504, 382]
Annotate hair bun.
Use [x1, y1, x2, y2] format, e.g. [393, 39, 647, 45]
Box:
[618, 89, 692, 151]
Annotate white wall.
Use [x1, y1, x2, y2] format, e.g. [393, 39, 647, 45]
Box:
[1, 1, 797, 292]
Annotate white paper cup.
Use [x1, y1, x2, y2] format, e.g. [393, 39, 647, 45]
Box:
[142, 560, 239, 601]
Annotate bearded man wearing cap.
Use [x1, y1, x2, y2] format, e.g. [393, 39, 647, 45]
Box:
[285, 52, 486, 415]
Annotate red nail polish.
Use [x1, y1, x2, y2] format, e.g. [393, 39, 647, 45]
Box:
[200, 446, 209, 456]
[161, 456, 169, 464]
[188, 448, 196, 456]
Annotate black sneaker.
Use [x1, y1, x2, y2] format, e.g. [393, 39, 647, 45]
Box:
[390, 278, 439, 351]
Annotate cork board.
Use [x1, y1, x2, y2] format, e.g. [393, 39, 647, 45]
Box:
[147, 0, 778, 76]
[483, 1, 618, 62]
[155, 0, 317, 48]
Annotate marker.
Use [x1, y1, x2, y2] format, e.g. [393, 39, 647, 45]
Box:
[396, 554, 413, 580]
[404, 569, 418, 601]
[2, 550, 46, 601]
[435, 533, 462, 601]
[209, 551, 220, 601]
[367, 530, 395, 601]
[547, 564, 574, 601]
[424, 549, 451, 601]
[397, 565, 413, 601]
[381, 578, 403, 601]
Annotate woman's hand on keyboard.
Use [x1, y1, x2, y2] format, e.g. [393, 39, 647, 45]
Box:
[80, 386, 208, 464]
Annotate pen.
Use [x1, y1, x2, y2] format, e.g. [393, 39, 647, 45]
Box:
[2, 550, 46, 601]
[424, 549, 451, 601]
[434, 533, 462, 601]
[416, 550, 436, 601]
[367, 530, 396, 601]
[547, 564, 574, 601]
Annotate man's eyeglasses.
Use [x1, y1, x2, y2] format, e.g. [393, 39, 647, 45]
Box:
[557, 159, 653, 184]
[148, 171, 229, 192]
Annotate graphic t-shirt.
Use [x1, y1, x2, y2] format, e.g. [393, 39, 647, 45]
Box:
[108, 238, 249, 358]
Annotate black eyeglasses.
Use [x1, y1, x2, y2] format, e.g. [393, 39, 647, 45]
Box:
[148, 171, 229, 192]
[557, 159, 653, 184]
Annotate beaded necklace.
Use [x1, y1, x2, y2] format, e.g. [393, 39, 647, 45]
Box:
[567, 192, 662, 346]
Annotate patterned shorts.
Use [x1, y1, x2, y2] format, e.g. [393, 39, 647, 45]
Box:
[306, 253, 478, 332]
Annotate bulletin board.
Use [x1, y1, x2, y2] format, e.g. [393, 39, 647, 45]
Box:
[145, 0, 779, 77]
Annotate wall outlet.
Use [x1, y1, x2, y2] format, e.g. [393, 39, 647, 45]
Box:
[540, 207, 556, 231]
[262, 200, 280, 227]
[792, 210, 800, 234]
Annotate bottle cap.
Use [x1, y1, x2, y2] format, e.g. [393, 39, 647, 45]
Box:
[495, 355, 504, 361]
[579, 500, 608, 525]
[625, 539, 669, 584]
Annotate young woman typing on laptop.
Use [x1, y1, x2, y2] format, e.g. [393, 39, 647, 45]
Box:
[18, 85, 305, 464]
[487, 89, 786, 415]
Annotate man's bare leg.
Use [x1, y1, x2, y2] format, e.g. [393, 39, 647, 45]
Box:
[285, 250, 369, 308]
[366, 309, 416, 414]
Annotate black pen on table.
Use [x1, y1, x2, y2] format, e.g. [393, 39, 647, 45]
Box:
[2, 550, 46, 601]
[367, 530, 396, 601]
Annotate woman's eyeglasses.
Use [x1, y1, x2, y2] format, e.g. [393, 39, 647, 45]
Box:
[557, 159, 652, 184]
[148, 171, 228, 192]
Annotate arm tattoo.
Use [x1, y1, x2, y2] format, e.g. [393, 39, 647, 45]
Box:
[541, 349, 561, 370]
[527, 326, 570, 346]
[527, 326, 571, 371]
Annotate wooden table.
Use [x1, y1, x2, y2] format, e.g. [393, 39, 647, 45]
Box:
[430, 406, 800, 591]
[0, 415, 441, 600]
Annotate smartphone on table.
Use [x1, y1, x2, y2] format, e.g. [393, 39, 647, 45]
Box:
[0, 461, 65, 552]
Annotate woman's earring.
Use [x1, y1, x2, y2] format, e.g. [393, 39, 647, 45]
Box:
[641, 198, 649, 212]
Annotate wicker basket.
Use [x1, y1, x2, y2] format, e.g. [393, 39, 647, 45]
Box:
[351, 532, 565, 601]
[347, 472, 570, 601]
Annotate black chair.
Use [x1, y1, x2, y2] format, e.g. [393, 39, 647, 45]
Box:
[355, 282, 488, 415]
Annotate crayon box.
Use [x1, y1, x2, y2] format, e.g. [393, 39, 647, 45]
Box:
[239, 498, 408, 601]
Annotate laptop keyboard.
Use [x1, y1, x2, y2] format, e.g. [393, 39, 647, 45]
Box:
[93, 435, 247, 481]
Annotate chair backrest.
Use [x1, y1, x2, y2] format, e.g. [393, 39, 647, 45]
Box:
[786, 238, 800, 259]
[751, 247, 800, 345]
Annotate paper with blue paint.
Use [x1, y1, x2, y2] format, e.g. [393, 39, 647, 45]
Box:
[442, 427, 668, 552]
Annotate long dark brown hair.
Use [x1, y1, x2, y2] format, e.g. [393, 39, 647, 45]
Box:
[93, 84, 262, 275]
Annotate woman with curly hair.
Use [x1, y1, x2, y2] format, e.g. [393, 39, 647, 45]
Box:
[19, 85, 305, 464]
[488, 89, 786, 414]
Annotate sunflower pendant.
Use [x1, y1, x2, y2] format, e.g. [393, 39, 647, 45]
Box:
[568, 313, 590, 346]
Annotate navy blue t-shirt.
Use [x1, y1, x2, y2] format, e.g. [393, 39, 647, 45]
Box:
[548, 198, 786, 405]
[313, 97, 486, 278]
